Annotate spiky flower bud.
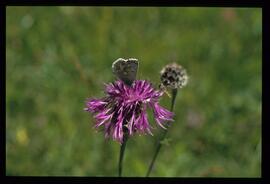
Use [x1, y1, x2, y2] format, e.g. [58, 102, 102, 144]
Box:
[160, 63, 188, 89]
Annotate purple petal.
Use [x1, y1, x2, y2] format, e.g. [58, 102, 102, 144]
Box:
[151, 102, 174, 128]
[85, 99, 107, 113]
[112, 108, 124, 143]
[94, 108, 113, 128]
[155, 118, 167, 129]
[134, 106, 153, 135]
[127, 109, 136, 135]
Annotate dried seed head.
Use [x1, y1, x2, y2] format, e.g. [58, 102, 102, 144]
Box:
[160, 63, 188, 89]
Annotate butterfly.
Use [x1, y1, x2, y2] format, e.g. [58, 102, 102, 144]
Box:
[112, 58, 139, 86]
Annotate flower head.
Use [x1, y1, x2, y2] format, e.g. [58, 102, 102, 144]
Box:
[160, 63, 188, 89]
[85, 80, 174, 143]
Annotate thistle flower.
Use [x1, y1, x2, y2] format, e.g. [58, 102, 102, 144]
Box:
[160, 63, 188, 89]
[85, 80, 174, 144]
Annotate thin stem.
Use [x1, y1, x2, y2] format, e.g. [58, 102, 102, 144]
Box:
[118, 135, 128, 177]
[170, 89, 178, 112]
[146, 88, 178, 177]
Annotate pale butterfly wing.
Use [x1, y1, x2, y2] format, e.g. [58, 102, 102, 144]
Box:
[112, 58, 139, 86]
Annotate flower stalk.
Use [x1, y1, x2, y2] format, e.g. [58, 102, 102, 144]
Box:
[146, 62, 187, 177]
[146, 88, 178, 177]
[118, 134, 128, 177]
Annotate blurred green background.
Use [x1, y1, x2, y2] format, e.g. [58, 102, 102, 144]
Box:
[6, 7, 261, 177]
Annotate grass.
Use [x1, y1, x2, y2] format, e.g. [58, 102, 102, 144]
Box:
[6, 6, 261, 177]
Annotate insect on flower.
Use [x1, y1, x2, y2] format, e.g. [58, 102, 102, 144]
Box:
[84, 58, 174, 143]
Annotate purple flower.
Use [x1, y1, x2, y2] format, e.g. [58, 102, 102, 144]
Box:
[84, 80, 174, 144]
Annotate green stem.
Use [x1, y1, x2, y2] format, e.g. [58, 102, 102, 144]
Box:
[118, 135, 128, 177]
[146, 89, 178, 177]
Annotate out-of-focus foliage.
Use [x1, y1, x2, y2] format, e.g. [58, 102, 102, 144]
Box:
[6, 7, 261, 177]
